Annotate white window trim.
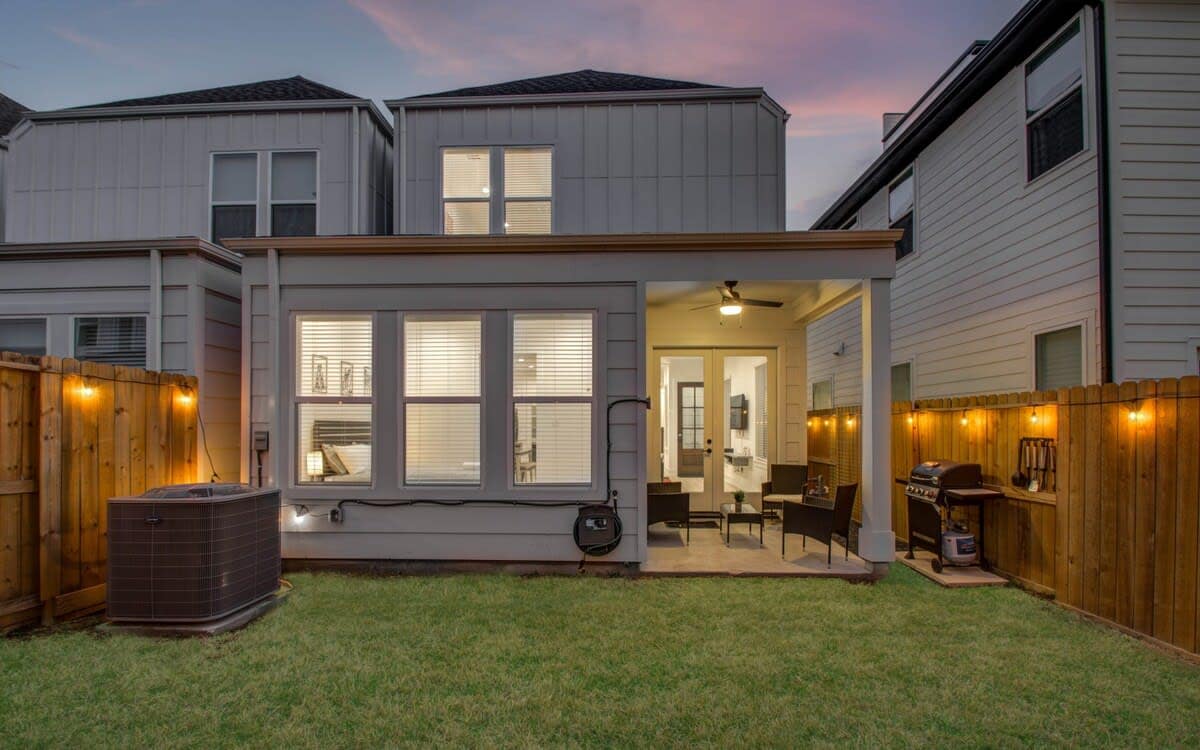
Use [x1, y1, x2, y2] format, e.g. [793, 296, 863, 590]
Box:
[1020, 9, 1094, 188]
[0, 314, 49, 357]
[1027, 313, 1094, 392]
[508, 310, 598, 489]
[293, 312, 376, 487]
[268, 150, 320, 236]
[438, 145, 554, 235]
[888, 164, 918, 262]
[68, 313, 149, 365]
[400, 312, 485, 487]
[209, 151, 259, 243]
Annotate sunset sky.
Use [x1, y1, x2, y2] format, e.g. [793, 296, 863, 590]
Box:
[0, 0, 1024, 227]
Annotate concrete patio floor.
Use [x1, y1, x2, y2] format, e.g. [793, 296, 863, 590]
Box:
[643, 520, 872, 577]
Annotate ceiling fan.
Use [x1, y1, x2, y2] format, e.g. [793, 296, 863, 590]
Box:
[690, 281, 783, 316]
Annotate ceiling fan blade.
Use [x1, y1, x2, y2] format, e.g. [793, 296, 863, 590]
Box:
[741, 298, 784, 308]
[690, 302, 721, 311]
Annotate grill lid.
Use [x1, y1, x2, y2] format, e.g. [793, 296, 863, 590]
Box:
[908, 460, 982, 488]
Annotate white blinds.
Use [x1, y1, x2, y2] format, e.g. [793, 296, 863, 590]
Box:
[73, 317, 146, 367]
[513, 313, 592, 397]
[1036, 326, 1082, 391]
[503, 148, 551, 197]
[405, 315, 481, 397]
[213, 153, 257, 202]
[406, 403, 480, 484]
[515, 403, 591, 484]
[504, 201, 551, 234]
[443, 148, 490, 199]
[296, 315, 373, 397]
[755, 364, 767, 459]
[443, 202, 489, 235]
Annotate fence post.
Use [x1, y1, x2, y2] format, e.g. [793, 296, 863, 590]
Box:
[37, 356, 62, 625]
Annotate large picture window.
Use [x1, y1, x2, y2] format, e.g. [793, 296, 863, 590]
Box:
[404, 314, 482, 484]
[296, 314, 373, 484]
[211, 153, 257, 245]
[512, 313, 593, 485]
[1026, 20, 1085, 181]
[271, 151, 317, 236]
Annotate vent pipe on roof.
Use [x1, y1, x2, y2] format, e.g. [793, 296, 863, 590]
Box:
[882, 112, 905, 141]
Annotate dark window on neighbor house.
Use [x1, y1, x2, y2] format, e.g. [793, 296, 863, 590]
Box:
[0, 318, 47, 356]
[211, 153, 258, 244]
[271, 152, 317, 237]
[1035, 325, 1083, 391]
[73, 317, 146, 367]
[888, 168, 915, 259]
[891, 362, 912, 402]
[1026, 20, 1085, 180]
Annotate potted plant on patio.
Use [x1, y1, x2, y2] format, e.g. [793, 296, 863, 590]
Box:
[733, 489, 746, 510]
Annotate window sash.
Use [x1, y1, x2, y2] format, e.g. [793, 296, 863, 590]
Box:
[1025, 21, 1083, 119]
[888, 169, 914, 224]
[1035, 325, 1083, 391]
[441, 146, 553, 235]
[73, 316, 147, 367]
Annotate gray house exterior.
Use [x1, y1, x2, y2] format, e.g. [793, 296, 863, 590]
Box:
[0, 91, 31, 242]
[808, 0, 1200, 410]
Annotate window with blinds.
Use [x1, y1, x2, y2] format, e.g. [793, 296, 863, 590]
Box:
[404, 314, 481, 484]
[513, 312, 593, 485]
[0, 318, 47, 356]
[271, 151, 317, 236]
[1036, 325, 1083, 391]
[1025, 20, 1084, 180]
[211, 153, 257, 245]
[503, 147, 551, 234]
[73, 317, 146, 366]
[295, 314, 374, 484]
[442, 148, 490, 235]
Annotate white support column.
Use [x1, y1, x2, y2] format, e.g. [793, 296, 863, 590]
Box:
[859, 277, 894, 566]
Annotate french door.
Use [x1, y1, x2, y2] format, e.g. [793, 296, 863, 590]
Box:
[650, 348, 776, 512]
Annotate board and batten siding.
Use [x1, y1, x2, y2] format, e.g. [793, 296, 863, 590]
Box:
[398, 98, 785, 234]
[1106, 0, 1200, 380]
[4, 107, 390, 243]
[810, 13, 1104, 406]
[242, 251, 643, 562]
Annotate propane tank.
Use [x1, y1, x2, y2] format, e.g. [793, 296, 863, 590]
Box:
[941, 522, 978, 566]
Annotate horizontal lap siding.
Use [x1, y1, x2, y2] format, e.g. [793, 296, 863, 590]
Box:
[810, 48, 1102, 405]
[203, 289, 241, 482]
[402, 99, 783, 234]
[1108, 0, 1200, 380]
[4, 110, 357, 243]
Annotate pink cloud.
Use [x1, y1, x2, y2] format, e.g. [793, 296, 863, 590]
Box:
[50, 26, 150, 69]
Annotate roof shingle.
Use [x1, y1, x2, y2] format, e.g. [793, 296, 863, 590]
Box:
[0, 91, 31, 136]
[78, 75, 361, 109]
[411, 69, 722, 99]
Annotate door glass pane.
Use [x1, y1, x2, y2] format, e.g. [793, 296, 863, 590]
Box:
[722, 355, 768, 495]
[659, 356, 705, 496]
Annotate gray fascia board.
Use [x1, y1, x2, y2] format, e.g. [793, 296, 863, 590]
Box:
[0, 237, 243, 270]
[28, 99, 394, 138]
[387, 87, 787, 117]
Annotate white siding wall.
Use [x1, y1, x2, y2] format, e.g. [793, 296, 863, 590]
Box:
[4, 108, 389, 243]
[399, 98, 785, 234]
[0, 144, 7, 240]
[810, 11, 1104, 405]
[1106, 0, 1200, 379]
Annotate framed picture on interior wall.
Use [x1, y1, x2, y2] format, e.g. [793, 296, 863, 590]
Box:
[362, 367, 371, 394]
[340, 361, 354, 397]
[311, 354, 328, 394]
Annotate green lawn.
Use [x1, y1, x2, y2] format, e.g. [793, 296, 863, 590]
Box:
[2, 566, 1198, 748]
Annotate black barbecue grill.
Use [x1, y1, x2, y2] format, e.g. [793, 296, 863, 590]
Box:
[901, 460, 1004, 572]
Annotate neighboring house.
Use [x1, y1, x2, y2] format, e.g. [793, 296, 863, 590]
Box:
[0, 76, 394, 482]
[809, 0, 1200, 410]
[0, 91, 31, 241]
[234, 71, 902, 569]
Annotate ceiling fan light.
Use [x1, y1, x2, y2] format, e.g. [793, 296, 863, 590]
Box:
[719, 303, 743, 316]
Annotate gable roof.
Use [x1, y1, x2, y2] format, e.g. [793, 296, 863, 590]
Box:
[811, 0, 1086, 229]
[77, 75, 360, 109]
[0, 91, 30, 137]
[409, 69, 722, 99]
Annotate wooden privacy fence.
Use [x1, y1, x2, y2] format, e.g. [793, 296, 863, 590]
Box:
[810, 376, 1200, 656]
[0, 353, 198, 629]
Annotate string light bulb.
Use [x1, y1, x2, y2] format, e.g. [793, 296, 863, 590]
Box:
[960, 410, 968, 427]
[845, 415, 855, 427]
[1030, 408, 1039, 424]
[78, 381, 96, 399]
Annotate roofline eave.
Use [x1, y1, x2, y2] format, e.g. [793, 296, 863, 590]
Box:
[387, 87, 787, 118]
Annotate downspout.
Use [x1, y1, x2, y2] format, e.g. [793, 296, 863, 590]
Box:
[148, 247, 163, 371]
[351, 105, 361, 234]
[1090, 1, 1114, 383]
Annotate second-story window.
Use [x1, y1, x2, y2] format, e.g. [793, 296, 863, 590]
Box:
[271, 152, 318, 236]
[441, 146, 553, 235]
[442, 148, 491, 234]
[888, 167, 915, 260]
[1025, 20, 1085, 181]
[211, 153, 257, 244]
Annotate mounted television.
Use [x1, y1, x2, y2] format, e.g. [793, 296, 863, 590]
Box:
[729, 394, 748, 430]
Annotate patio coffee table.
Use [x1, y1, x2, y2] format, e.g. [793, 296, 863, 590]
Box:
[720, 503, 764, 546]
